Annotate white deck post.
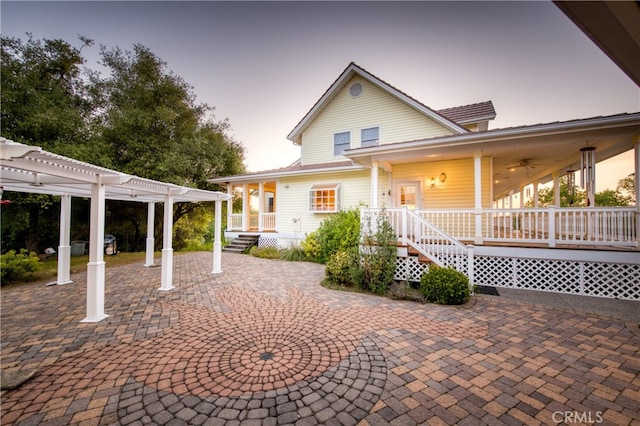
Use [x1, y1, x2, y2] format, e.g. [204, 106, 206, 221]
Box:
[82, 177, 109, 322]
[634, 139, 640, 246]
[548, 206, 556, 248]
[212, 199, 223, 274]
[242, 183, 248, 231]
[553, 172, 561, 207]
[473, 152, 483, 245]
[371, 161, 379, 208]
[258, 181, 264, 231]
[227, 184, 233, 230]
[144, 202, 155, 267]
[57, 194, 72, 285]
[466, 245, 475, 287]
[159, 192, 175, 291]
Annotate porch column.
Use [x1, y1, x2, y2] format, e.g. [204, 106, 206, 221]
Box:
[473, 152, 483, 244]
[56, 194, 72, 285]
[144, 202, 155, 267]
[533, 180, 540, 208]
[81, 176, 109, 322]
[159, 192, 175, 291]
[371, 161, 379, 208]
[635, 139, 640, 246]
[258, 181, 264, 231]
[242, 184, 248, 231]
[227, 184, 233, 230]
[212, 199, 223, 274]
[553, 172, 561, 207]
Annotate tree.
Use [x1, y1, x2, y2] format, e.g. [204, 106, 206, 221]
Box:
[526, 176, 585, 207]
[1, 35, 95, 251]
[615, 173, 635, 205]
[1, 36, 246, 253]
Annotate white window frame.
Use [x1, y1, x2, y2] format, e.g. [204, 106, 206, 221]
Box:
[309, 183, 340, 213]
[333, 131, 351, 157]
[361, 126, 380, 147]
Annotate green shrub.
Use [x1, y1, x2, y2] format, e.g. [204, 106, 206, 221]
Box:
[352, 211, 397, 295]
[248, 246, 281, 259]
[301, 232, 321, 261]
[325, 249, 357, 286]
[280, 245, 307, 261]
[1, 249, 42, 285]
[420, 266, 470, 305]
[315, 208, 361, 264]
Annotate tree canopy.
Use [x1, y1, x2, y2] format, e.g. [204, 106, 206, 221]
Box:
[1, 35, 245, 252]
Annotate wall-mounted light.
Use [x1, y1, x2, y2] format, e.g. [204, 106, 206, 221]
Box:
[427, 172, 447, 189]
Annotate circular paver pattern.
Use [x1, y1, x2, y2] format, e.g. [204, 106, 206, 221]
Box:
[118, 336, 385, 425]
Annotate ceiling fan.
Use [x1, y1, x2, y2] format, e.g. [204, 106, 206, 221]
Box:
[506, 159, 541, 174]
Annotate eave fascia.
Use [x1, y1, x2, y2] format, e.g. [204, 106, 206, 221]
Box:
[345, 113, 640, 166]
[209, 163, 367, 185]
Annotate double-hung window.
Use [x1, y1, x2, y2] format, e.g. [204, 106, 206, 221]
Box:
[361, 127, 379, 147]
[334, 132, 350, 156]
[309, 184, 340, 213]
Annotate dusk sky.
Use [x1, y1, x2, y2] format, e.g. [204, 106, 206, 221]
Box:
[2, 1, 639, 190]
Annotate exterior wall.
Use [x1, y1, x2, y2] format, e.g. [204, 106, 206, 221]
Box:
[392, 158, 492, 208]
[301, 76, 455, 166]
[277, 170, 372, 236]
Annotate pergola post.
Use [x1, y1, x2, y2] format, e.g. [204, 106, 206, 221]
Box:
[56, 194, 72, 285]
[144, 202, 155, 267]
[212, 199, 223, 274]
[159, 192, 175, 291]
[81, 177, 109, 322]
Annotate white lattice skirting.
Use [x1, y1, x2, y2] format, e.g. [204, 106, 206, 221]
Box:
[394, 251, 640, 301]
[258, 237, 281, 249]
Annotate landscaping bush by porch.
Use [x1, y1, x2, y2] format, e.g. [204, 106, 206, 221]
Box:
[420, 266, 470, 305]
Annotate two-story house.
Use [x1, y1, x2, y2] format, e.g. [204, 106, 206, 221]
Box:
[211, 62, 640, 300]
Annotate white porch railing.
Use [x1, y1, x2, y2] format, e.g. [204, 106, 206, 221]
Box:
[361, 208, 469, 269]
[228, 213, 277, 231]
[416, 207, 637, 247]
[363, 207, 640, 300]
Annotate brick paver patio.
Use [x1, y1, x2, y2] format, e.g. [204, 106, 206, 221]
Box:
[1, 252, 639, 425]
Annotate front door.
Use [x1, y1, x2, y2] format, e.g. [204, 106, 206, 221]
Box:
[394, 182, 421, 209]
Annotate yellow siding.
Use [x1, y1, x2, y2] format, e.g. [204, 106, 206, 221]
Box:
[278, 170, 372, 234]
[392, 158, 491, 208]
[301, 76, 454, 165]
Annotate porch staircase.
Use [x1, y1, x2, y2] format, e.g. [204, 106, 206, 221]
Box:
[223, 234, 259, 253]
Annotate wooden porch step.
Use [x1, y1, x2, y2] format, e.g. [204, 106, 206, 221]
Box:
[223, 234, 259, 253]
[403, 245, 432, 264]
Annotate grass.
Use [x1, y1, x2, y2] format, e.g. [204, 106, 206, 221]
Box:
[33, 252, 147, 283]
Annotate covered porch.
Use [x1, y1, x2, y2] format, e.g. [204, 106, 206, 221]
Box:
[348, 113, 640, 250]
[226, 181, 278, 232]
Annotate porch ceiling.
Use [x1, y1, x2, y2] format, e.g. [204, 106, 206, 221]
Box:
[346, 113, 640, 198]
[0, 138, 231, 203]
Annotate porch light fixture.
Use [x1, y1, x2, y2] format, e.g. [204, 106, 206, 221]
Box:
[427, 172, 447, 188]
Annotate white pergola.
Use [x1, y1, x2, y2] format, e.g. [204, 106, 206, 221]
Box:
[0, 137, 230, 322]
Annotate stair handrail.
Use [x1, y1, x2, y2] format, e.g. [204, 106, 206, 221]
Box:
[405, 208, 467, 267]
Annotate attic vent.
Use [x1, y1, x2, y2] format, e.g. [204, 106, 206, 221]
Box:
[349, 82, 363, 98]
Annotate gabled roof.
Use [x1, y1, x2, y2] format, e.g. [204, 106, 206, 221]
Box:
[437, 101, 496, 125]
[287, 62, 469, 145]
